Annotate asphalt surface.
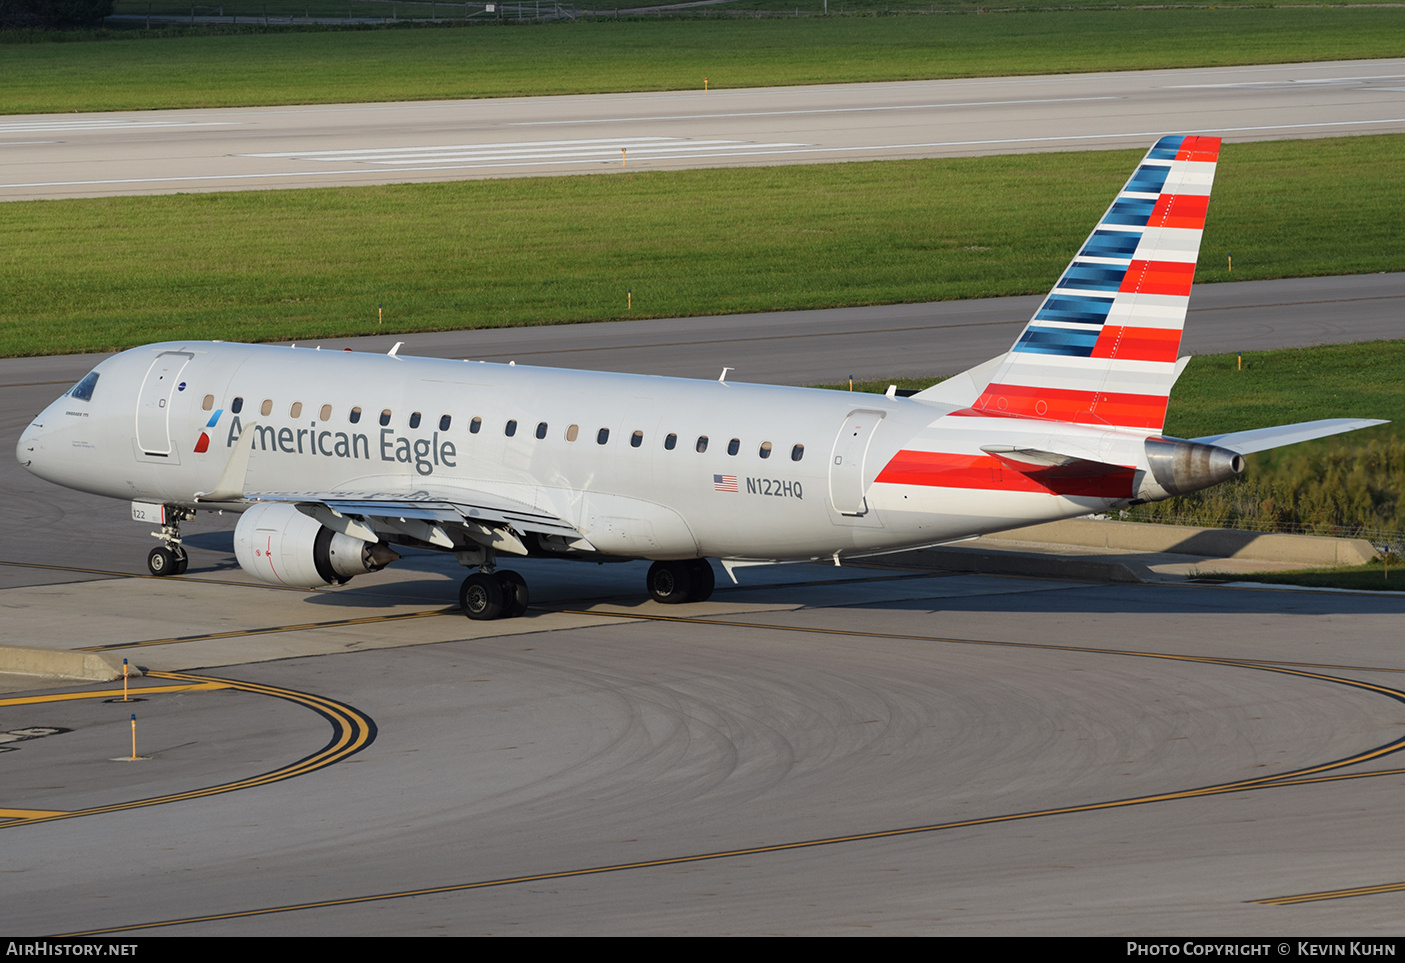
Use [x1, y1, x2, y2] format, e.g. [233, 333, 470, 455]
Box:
[5, 562, 1405, 935]
[3, 59, 1403, 200]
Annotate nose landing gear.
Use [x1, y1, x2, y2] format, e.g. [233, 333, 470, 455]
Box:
[145, 505, 195, 576]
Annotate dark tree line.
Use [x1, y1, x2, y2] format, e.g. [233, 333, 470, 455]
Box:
[1, 0, 116, 28]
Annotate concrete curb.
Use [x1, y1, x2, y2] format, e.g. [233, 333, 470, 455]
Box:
[0, 646, 139, 683]
[983, 519, 1378, 567]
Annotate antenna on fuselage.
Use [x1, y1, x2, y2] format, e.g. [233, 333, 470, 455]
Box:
[388, 342, 403, 357]
[718, 367, 733, 384]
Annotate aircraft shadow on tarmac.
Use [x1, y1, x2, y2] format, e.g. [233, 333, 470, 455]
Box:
[165, 526, 1405, 618]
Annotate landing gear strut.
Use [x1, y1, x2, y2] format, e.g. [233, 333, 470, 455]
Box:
[646, 559, 715, 604]
[146, 506, 194, 576]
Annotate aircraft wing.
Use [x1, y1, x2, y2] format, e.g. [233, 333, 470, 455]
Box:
[1192, 418, 1388, 455]
[244, 488, 592, 555]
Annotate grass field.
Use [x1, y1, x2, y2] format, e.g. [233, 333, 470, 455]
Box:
[1209, 561, 1404, 591]
[107, 0, 1398, 15]
[4, 10, 1403, 113]
[2, 135, 1400, 359]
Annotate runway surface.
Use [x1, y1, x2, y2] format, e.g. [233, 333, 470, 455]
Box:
[5, 553, 1405, 935]
[3, 58, 1403, 200]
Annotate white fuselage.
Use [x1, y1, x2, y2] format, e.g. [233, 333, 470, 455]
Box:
[18, 341, 1153, 563]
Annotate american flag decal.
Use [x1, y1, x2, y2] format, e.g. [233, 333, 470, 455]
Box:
[713, 474, 738, 492]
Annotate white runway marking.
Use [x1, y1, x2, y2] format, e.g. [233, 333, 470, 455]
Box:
[0, 119, 237, 134]
[243, 136, 809, 167]
[504, 95, 1121, 126]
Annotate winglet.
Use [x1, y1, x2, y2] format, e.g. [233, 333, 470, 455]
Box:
[195, 421, 257, 502]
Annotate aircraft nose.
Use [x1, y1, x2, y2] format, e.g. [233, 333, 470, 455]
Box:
[16, 419, 43, 471]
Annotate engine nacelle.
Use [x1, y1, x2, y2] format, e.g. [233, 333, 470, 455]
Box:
[234, 502, 397, 588]
[1136, 437, 1245, 502]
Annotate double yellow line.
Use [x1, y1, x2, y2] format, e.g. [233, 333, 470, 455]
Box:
[1, 670, 375, 828]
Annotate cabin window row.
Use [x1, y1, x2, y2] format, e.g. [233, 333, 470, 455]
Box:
[221, 396, 804, 461]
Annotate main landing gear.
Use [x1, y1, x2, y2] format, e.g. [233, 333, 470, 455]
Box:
[146, 506, 194, 577]
[459, 569, 530, 621]
[646, 559, 715, 605]
[456, 557, 717, 621]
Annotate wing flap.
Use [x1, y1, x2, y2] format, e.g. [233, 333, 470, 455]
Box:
[246, 487, 588, 551]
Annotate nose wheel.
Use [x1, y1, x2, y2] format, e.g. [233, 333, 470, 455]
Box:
[145, 504, 194, 577]
[147, 545, 189, 577]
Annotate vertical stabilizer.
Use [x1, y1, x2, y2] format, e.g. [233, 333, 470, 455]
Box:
[945, 135, 1220, 430]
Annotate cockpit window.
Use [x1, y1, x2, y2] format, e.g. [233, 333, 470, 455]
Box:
[68, 372, 99, 402]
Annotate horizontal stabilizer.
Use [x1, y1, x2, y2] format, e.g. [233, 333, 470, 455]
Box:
[1192, 418, 1388, 455]
[980, 445, 1130, 479]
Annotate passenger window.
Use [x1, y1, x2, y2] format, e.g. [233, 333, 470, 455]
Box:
[566, 424, 579, 442]
[470, 417, 482, 434]
[320, 405, 332, 422]
[630, 430, 643, 448]
[349, 407, 362, 424]
[696, 436, 708, 453]
[290, 402, 303, 418]
[727, 438, 740, 456]
[792, 444, 805, 462]
[505, 419, 517, 437]
[231, 396, 244, 414]
[536, 422, 548, 440]
[202, 395, 214, 411]
[409, 412, 421, 429]
[439, 415, 451, 432]
[759, 441, 772, 459]
[665, 433, 677, 451]
[261, 399, 273, 416]
[380, 410, 392, 427]
[597, 428, 610, 445]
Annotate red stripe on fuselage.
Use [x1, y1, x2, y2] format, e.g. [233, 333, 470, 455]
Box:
[875, 450, 1136, 498]
[973, 383, 1169, 430]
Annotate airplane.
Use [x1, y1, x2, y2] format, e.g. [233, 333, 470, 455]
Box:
[16, 135, 1385, 620]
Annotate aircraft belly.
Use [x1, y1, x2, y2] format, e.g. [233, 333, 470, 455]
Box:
[872, 482, 1117, 542]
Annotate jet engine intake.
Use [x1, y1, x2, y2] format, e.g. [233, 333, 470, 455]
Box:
[1138, 438, 1246, 502]
[234, 502, 398, 588]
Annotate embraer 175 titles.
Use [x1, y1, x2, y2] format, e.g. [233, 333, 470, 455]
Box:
[17, 136, 1385, 619]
